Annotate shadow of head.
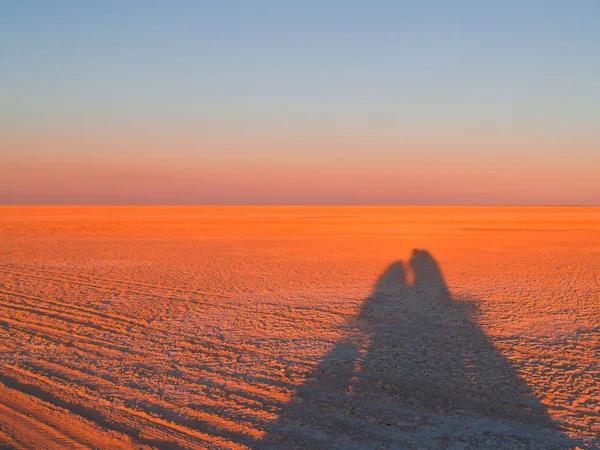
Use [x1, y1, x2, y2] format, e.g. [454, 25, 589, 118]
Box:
[372, 250, 449, 298]
[409, 248, 449, 294]
[373, 260, 406, 291]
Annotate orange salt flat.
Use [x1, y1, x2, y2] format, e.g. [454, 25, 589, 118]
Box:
[0, 206, 598, 448]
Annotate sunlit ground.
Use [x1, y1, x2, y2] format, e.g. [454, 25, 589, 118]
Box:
[0, 206, 598, 449]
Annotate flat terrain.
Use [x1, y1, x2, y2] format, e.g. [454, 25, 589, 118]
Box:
[0, 206, 598, 449]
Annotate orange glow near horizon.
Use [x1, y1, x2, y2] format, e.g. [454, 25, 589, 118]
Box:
[1, 126, 599, 205]
[2, 129, 599, 204]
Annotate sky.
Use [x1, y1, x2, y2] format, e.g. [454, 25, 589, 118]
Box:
[1, 0, 599, 205]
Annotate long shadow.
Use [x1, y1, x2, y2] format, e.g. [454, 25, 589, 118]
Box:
[257, 250, 579, 449]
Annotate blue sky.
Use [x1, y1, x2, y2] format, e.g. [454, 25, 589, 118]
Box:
[1, 1, 599, 204]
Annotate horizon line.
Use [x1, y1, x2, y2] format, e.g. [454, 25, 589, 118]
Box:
[1, 204, 598, 208]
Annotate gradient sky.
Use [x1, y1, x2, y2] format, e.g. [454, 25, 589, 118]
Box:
[1, 0, 599, 204]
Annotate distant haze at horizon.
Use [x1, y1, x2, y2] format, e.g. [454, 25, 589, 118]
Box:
[1, 1, 599, 205]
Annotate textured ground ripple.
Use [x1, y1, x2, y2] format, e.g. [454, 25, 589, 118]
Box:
[0, 206, 598, 449]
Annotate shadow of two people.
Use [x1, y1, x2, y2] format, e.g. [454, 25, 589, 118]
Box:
[257, 250, 579, 449]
